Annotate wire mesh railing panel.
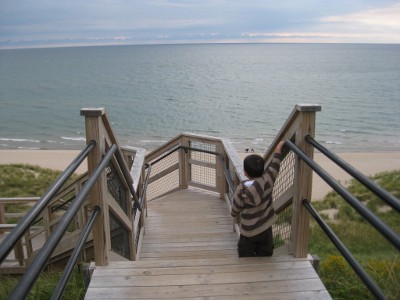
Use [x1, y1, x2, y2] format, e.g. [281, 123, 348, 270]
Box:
[189, 141, 217, 163]
[109, 211, 130, 260]
[273, 204, 292, 248]
[147, 169, 180, 200]
[189, 141, 217, 188]
[146, 147, 180, 201]
[106, 163, 128, 214]
[273, 151, 295, 200]
[190, 164, 216, 188]
[272, 151, 295, 250]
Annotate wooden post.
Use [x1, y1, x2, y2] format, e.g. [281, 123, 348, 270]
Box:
[179, 137, 189, 189]
[291, 104, 320, 258]
[0, 205, 5, 234]
[80, 108, 110, 266]
[14, 239, 24, 266]
[216, 142, 225, 200]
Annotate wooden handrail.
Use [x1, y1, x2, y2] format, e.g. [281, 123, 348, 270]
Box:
[262, 104, 321, 257]
[81, 108, 145, 265]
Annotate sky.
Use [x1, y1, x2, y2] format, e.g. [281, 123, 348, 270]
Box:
[1, 0, 400, 49]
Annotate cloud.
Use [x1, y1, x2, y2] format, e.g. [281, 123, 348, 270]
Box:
[321, 3, 400, 29]
[0, 1, 399, 48]
[241, 3, 400, 44]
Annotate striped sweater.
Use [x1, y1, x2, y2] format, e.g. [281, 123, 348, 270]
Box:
[231, 153, 282, 237]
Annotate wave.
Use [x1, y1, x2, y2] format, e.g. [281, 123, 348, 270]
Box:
[0, 137, 40, 143]
[324, 140, 343, 145]
[60, 136, 86, 141]
[139, 140, 168, 144]
[17, 146, 41, 150]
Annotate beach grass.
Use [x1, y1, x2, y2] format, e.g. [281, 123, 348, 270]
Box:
[0, 267, 85, 300]
[309, 170, 400, 299]
[0, 164, 84, 299]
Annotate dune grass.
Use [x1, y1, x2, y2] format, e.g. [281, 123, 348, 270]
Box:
[0, 164, 83, 300]
[309, 170, 400, 299]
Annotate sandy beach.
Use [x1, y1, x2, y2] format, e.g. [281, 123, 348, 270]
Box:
[1, 150, 399, 201]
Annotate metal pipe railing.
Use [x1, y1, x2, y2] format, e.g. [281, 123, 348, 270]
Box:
[305, 135, 400, 213]
[0, 140, 96, 264]
[51, 206, 100, 300]
[285, 139, 400, 251]
[139, 164, 151, 209]
[8, 144, 117, 300]
[303, 199, 387, 300]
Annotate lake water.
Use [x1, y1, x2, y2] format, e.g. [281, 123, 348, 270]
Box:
[1, 43, 399, 152]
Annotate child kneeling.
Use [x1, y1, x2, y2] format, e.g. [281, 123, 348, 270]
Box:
[231, 141, 284, 257]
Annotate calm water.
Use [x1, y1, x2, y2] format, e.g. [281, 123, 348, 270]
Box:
[0, 43, 399, 152]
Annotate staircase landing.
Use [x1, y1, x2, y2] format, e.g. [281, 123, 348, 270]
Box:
[85, 188, 331, 299]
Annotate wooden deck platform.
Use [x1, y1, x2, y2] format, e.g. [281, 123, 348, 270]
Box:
[85, 188, 331, 299]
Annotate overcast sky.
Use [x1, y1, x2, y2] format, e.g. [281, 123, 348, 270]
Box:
[1, 0, 399, 49]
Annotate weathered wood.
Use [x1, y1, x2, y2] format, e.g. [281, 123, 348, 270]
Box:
[179, 136, 189, 189]
[86, 188, 330, 299]
[82, 108, 110, 266]
[140, 189, 236, 260]
[292, 110, 317, 258]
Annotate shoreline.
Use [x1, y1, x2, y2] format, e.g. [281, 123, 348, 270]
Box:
[1, 150, 399, 201]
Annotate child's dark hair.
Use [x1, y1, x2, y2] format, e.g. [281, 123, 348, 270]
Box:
[243, 154, 264, 178]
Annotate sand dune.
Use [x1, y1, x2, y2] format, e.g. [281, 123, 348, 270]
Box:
[1, 150, 399, 201]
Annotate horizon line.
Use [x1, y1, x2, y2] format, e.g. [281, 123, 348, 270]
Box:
[2, 40, 400, 51]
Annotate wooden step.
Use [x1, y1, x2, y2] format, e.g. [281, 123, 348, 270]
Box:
[85, 256, 331, 299]
[140, 188, 238, 261]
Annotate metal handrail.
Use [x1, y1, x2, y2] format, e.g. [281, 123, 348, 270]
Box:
[8, 144, 117, 300]
[305, 135, 400, 212]
[139, 164, 151, 208]
[303, 199, 386, 300]
[285, 139, 400, 251]
[0, 140, 96, 264]
[51, 206, 100, 300]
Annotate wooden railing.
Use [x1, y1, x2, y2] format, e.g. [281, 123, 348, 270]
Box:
[1, 104, 320, 275]
[80, 108, 145, 265]
[141, 104, 321, 258]
[0, 109, 146, 274]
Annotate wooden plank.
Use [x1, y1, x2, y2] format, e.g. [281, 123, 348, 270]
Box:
[92, 260, 313, 277]
[89, 266, 318, 287]
[141, 240, 237, 249]
[105, 255, 315, 268]
[86, 281, 330, 299]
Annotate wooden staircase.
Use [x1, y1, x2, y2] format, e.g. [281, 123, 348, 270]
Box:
[85, 188, 331, 299]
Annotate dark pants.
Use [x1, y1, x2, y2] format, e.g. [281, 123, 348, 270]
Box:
[238, 227, 274, 257]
